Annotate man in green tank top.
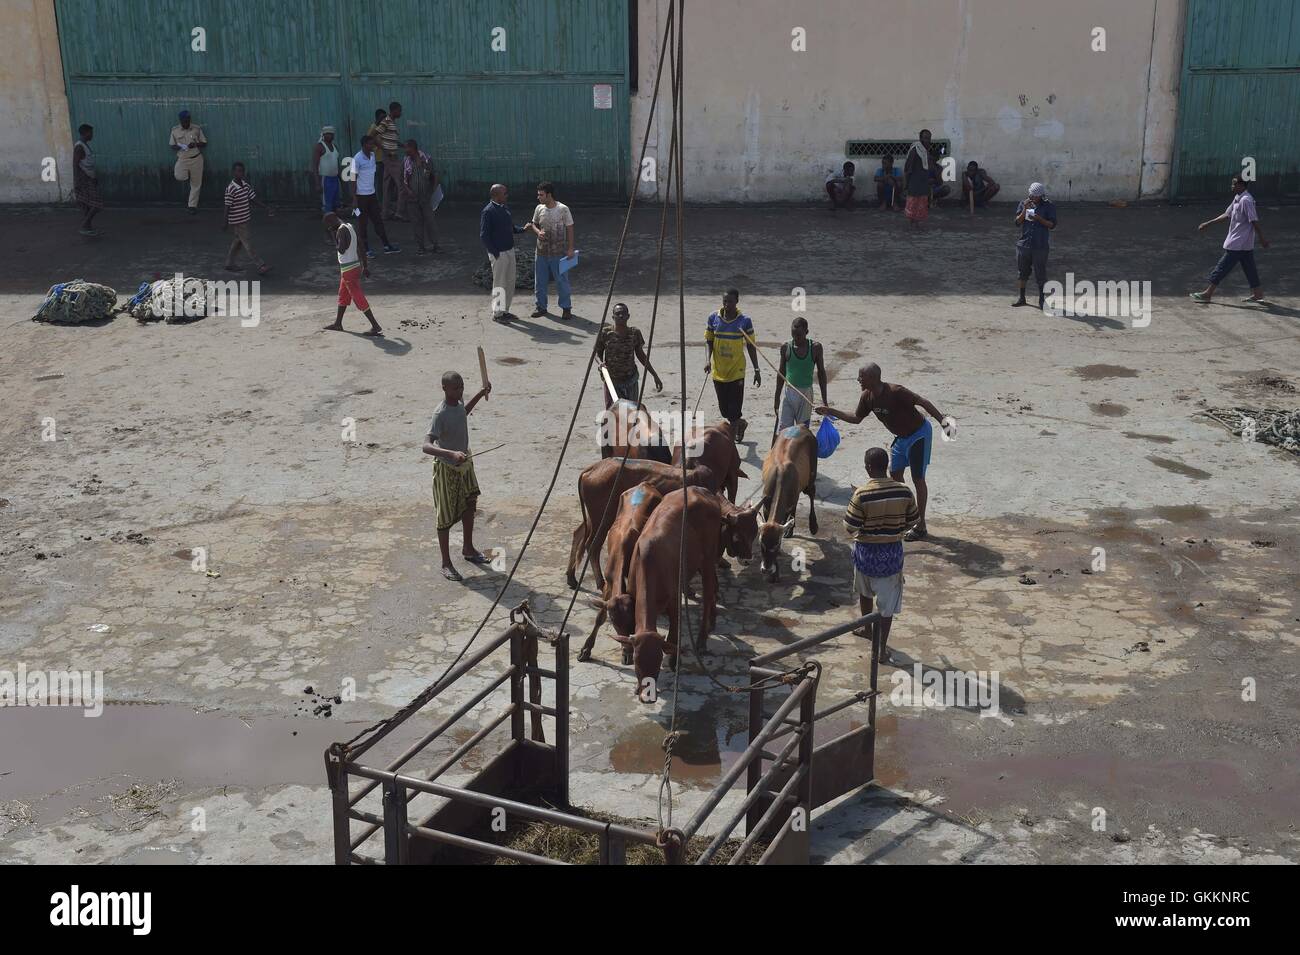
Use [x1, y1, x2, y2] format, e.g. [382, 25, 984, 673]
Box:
[774, 317, 828, 432]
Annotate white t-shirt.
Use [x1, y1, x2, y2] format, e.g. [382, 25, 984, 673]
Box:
[532, 201, 574, 256]
[352, 151, 377, 196]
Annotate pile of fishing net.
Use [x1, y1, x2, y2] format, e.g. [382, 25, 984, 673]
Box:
[1200, 406, 1300, 455]
[122, 276, 211, 323]
[31, 280, 118, 325]
[472, 251, 534, 290]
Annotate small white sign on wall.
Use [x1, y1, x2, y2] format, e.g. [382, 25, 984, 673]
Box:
[593, 84, 613, 109]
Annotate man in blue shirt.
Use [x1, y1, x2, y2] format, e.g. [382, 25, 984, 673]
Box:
[480, 183, 528, 322]
[1012, 181, 1057, 309]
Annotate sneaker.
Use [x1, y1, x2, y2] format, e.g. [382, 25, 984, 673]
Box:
[561, 308, 573, 320]
[735, 418, 748, 442]
[530, 308, 547, 318]
[383, 244, 401, 254]
[366, 249, 376, 259]
[492, 313, 509, 323]
[187, 207, 198, 216]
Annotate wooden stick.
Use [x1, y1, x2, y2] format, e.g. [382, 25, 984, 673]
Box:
[477, 346, 491, 401]
[599, 364, 618, 403]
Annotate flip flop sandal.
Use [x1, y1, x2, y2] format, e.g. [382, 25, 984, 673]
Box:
[463, 553, 491, 565]
[441, 566, 463, 582]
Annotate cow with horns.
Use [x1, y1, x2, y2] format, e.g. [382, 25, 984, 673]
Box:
[756, 424, 819, 582]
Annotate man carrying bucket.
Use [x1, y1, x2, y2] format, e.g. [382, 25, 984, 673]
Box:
[817, 363, 952, 541]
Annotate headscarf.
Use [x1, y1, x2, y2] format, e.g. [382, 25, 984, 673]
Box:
[908, 139, 930, 170]
[321, 125, 336, 135]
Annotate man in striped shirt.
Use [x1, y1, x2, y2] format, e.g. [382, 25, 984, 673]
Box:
[223, 162, 273, 275]
[844, 447, 918, 664]
[377, 101, 407, 221]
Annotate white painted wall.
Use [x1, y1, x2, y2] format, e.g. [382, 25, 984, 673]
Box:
[632, 0, 1186, 202]
[0, 0, 71, 203]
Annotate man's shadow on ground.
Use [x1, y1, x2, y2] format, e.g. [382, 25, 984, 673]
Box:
[498, 314, 586, 346]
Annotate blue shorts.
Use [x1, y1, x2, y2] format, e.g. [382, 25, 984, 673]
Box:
[889, 419, 932, 478]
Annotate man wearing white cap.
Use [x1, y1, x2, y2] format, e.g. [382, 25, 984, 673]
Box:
[312, 126, 342, 214]
[1013, 182, 1056, 309]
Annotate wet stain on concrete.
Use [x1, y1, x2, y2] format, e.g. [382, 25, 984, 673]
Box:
[609, 704, 744, 783]
[1151, 505, 1211, 522]
[1122, 431, 1175, 444]
[495, 357, 528, 366]
[1147, 456, 1212, 480]
[1073, 364, 1139, 380]
[1089, 401, 1129, 417]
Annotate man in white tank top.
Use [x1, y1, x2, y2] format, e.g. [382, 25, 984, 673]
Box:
[312, 126, 341, 213]
[321, 213, 382, 336]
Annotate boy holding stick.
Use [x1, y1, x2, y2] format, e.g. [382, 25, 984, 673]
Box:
[423, 371, 492, 581]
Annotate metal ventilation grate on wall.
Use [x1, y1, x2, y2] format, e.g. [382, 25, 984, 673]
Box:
[846, 140, 952, 161]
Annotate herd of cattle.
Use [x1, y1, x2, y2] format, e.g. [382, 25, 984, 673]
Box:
[566, 401, 821, 696]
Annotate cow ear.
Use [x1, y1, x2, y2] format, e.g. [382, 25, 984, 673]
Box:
[782, 517, 796, 532]
[585, 596, 605, 611]
[613, 634, 632, 646]
[735, 468, 748, 480]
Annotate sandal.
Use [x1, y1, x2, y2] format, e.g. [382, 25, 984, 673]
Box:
[441, 566, 463, 582]
[463, 552, 491, 565]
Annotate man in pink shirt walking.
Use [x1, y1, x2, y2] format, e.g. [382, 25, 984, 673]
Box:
[1191, 176, 1270, 304]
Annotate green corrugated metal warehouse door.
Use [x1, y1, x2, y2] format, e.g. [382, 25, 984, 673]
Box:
[1173, 0, 1300, 197]
[54, 0, 630, 203]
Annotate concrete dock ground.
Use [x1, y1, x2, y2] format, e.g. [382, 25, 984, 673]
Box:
[1, 198, 1296, 864]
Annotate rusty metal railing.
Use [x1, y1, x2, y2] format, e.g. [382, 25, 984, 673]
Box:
[670, 666, 820, 864]
[325, 601, 593, 864]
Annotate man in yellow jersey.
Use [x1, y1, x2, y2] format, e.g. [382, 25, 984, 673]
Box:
[704, 288, 760, 442]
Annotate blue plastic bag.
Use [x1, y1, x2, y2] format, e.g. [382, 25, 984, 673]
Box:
[815, 415, 841, 459]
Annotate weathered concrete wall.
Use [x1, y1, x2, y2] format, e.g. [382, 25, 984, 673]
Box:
[632, 0, 1186, 202]
[0, 0, 71, 203]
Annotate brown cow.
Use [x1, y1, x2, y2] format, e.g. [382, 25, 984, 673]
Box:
[615, 487, 760, 698]
[756, 424, 819, 582]
[566, 458, 719, 591]
[672, 419, 745, 503]
[577, 482, 663, 664]
[599, 399, 672, 464]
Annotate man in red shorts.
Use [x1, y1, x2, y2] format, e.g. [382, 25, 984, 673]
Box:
[322, 212, 382, 336]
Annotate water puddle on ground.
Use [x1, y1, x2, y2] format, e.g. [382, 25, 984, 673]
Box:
[0, 703, 430, 818]
[609, 703, 746, 783]
[1072, 364, 1139, 380]
[1146, 456, 1212, 480]
[1151, 504, 1211, 523]
[1122, 431, 1176, 445]
[495, 356, 528, 366]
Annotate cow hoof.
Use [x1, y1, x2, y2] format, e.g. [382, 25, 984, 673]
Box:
[621, 646, 634, 666]
[566, 572, 579, 590]
[577, 646, 592, 663]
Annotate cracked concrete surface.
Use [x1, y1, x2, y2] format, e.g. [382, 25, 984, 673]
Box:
[1, 201, 1297, 864]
